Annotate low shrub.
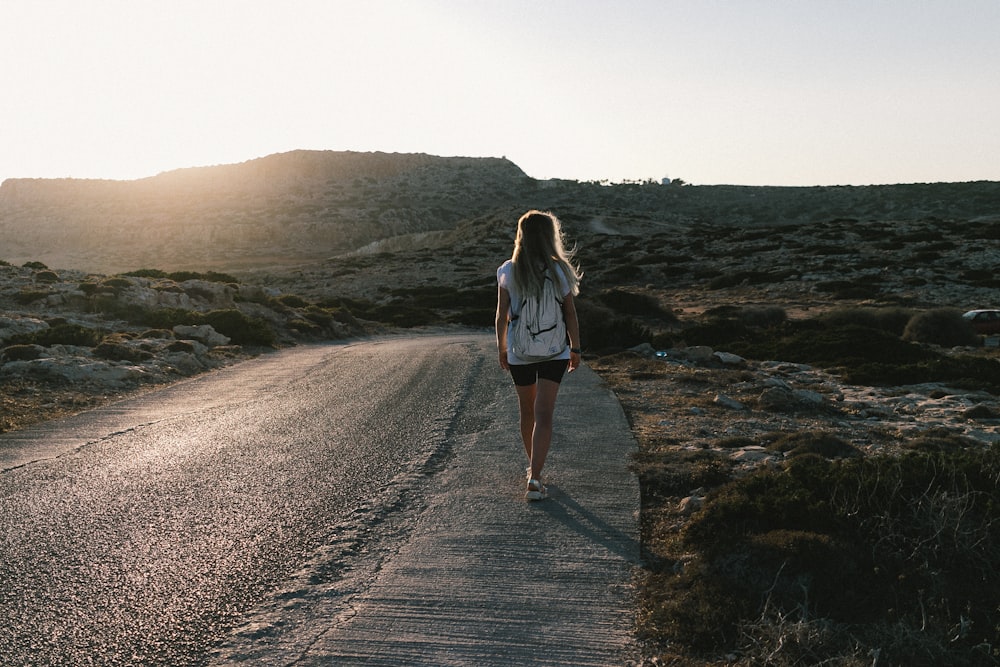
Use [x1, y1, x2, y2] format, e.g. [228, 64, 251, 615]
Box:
[656, 447, 1000, 660]
[593, 289, 679, 323]
[814, 279, 880, 299]
[633, 452, 732, 503]
[708, 270, 790, 290]
[903, 308, 979, 347]
[1, 344, 44, 362]
[735, 306, 787, 329]
[33, 270, 60, 283]
[201, 310, 275, 346]
[122, 268, 167, 279]
[100, 277, 133, 293]
[14, 290, 49, 305]
[764, 432, 862, 459]
[575, 299, 651, 352]
[6, 323, 103, 347]
[819, 307, 913, 335]
[278, 294, 310, 309]
[121, 269, 239, 284]
[94, 338, 153, 363]
[165, 340, 196, 354]
[733, 324, 934, 369]
[287, 319, 322, 336]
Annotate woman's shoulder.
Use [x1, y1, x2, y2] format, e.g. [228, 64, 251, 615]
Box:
[497, 259, 513, 277]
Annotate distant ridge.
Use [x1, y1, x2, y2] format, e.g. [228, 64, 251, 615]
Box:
[0, 150, 526, 203]
[1, 149, 999, 275]
[0, 151, 530, 273]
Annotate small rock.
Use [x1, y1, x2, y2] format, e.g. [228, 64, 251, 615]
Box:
[678, 495, 703, 515]
[714, 394, 745, 410]
[793, 389, 825, 406]
[713, 351, 745, 365]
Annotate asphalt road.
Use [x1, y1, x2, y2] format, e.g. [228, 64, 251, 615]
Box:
[0, 332, 639, 666]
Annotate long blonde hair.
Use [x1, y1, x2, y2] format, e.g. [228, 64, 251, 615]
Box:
[511, 210, 581, 299]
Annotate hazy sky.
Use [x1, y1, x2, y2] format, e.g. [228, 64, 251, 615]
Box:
[2, 1, 998, 186]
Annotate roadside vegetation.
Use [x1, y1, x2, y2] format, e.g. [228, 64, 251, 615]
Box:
[5, 183, 1000, 664]
[587, 302, 1000, 666]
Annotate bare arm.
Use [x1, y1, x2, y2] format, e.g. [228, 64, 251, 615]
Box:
[562, 293, 581, 372]
[495, 285, 511, 370]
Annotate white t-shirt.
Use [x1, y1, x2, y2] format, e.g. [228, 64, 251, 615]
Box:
[497, 259, 571, 365]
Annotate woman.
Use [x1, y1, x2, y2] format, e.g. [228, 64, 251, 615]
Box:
[495, 210, 582, 501]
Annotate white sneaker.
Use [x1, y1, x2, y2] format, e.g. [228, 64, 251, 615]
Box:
[526, 478, 548, 501]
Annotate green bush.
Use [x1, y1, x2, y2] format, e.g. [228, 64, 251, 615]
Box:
[819, 307, 914, 335]
[764, 431, 862, 459]
[88, 300, 276, 347]
[33, 270, 60, 283]
[575, 299, 650, 352]
[734, 306, 787, 329]
[278, 294, 310, 309]
[201, 310, 275, 346]
[593, 289, 678, 323]
[903, 308, 979, 347]
[100, 277, 133, 292]
[1, 344, 43, 361]
[120, 269, 238, 284]
[661, 447, 1000, 660]
[14, 290, 49, 305]
[122, 268, 168, 279]
[814, 279, 881, 299]
[6, 323, 103, 347]
[708, 270, 790, 290]
[173, 270, 238, 284]
[734, 324, 934, 368]
[165, 340, 196, 354]
[94, 338, 153, 363]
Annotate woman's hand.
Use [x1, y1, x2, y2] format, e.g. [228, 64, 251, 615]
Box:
[568, 349, 581, 372]
[499, 349, 510, 370]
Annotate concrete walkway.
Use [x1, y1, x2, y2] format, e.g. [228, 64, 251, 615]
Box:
[2, 335, 641, 665]
[217, 360, 642, 666]
[297, 365, 641, 665]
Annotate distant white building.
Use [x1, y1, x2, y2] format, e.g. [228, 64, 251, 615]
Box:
[661, 177, 671, 185]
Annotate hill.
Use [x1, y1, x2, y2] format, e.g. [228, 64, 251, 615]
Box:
[0, 151, 529, 273]
[2, 149, 999, 274]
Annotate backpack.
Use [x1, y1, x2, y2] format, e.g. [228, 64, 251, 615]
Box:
[509, 274, 567, 362]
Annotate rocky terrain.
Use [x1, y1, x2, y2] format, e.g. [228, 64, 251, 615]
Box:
[2, 151, 998, 444]
[3, 151, 1000, 662]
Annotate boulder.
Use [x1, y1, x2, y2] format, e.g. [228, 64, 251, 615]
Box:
[0, 315, 48, 342]
[172, 324, 230, 347]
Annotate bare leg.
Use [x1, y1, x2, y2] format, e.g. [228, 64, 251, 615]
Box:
[514, 383, 536, 463]
[526, 378, 561, 480]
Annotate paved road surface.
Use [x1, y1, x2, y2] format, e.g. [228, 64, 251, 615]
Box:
[0, 332, 640, 666]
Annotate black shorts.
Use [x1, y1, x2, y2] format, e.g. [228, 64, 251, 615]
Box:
[509, 359, 569, 386]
